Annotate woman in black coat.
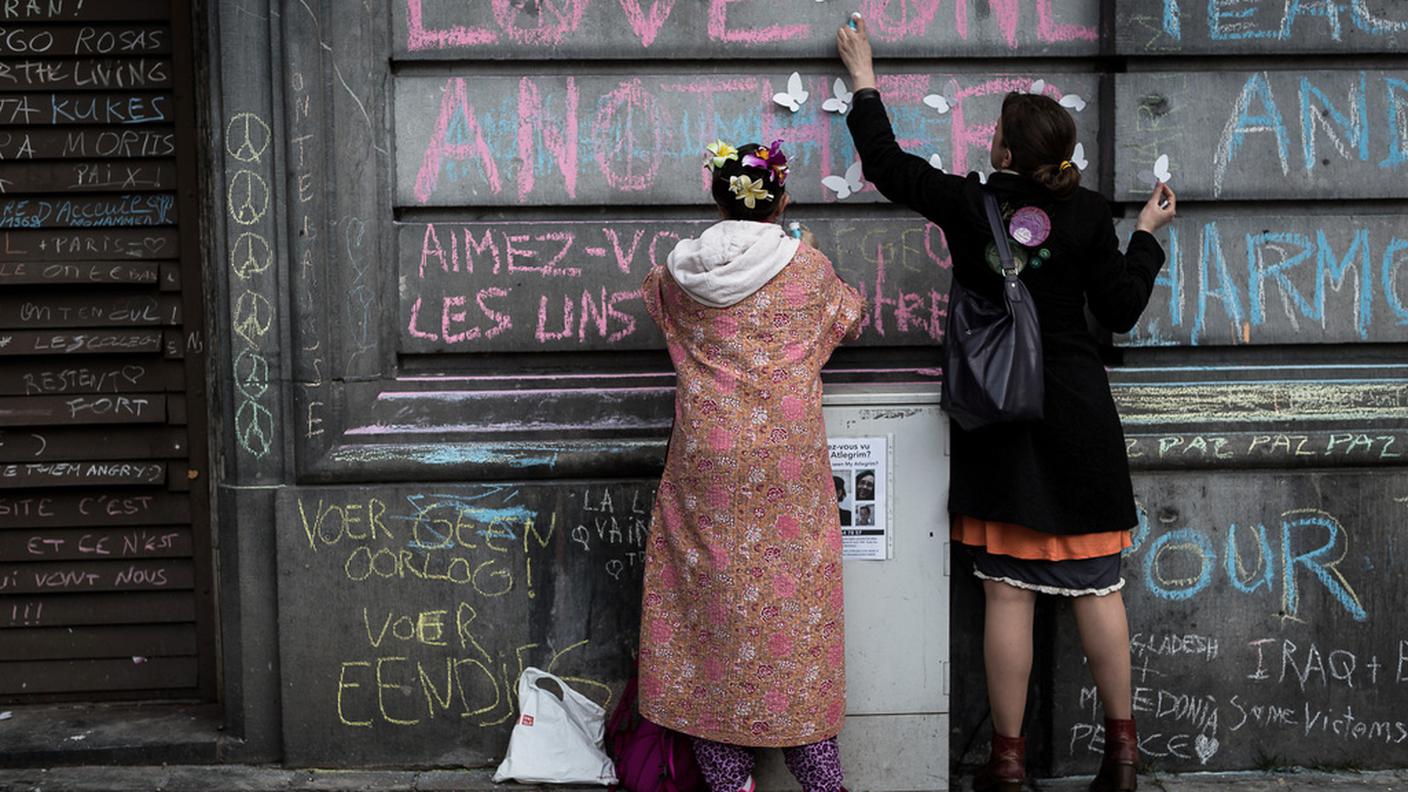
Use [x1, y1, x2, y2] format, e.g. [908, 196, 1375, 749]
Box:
[836, 17, 1177, 792]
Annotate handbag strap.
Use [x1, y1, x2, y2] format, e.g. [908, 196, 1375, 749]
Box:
[981, 191, 1018, 278]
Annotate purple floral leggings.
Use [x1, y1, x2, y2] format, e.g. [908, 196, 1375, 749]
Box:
[691, 736, 844, 792]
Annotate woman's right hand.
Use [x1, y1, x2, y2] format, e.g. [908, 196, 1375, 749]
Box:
[836, 15, 877, 91]
[1135, 182, 1176, 234]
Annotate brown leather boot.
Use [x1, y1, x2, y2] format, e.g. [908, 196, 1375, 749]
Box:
[1090, 718, 1138, 792]
[973, 732, 1025, 792]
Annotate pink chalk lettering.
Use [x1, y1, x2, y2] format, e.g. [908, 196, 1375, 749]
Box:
[607, 290, 640, 342]
[580, 288, 610, 341]
[924, 223, 953, 270]
[618, 0, 677, 47]
[603, 227, 646, 274]
[1036, 0, 1097, 42]
[420, 223, 447, 278]
[648, 230, 681, 268]
[405, 0, 498, 49]
[591, 79, 664, 192]
[661, 79, 761, 191]
[949, 76, 1029, 173]
[860, 0, 942, 42]
[406, 296, 439, 341]
[985, 0, 1022, 47]
[463, 228, 502, 274]
[517, 78, 580, 202]
[492, 0, 587, 45]
[413, 78, 503, 204]
[478, 287, 512, 339]
[707, 0, 810, 43]
[506, 232, 580, 277]
[442, 295, 479, 344]
[760, 77, 833, 189]
[537, 295, 575, 342]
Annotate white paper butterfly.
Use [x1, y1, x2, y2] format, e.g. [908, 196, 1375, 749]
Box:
[1137, 153, 1173, 186]
[1029, 78, 1086, 112]
[977, 171, 988, 185]
[822, 77, 853, 115]
[822, 161, 865, 199]
[923, 84, 958, 115]
[1070, 143, 1089, 172]
[773, 72, 809, 113]
[928, 154, 944, 170]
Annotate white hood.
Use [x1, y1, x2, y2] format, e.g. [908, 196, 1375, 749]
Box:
[666, 220, 800, 308]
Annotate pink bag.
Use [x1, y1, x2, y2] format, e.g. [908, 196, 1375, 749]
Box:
[607, 676, 704, 792]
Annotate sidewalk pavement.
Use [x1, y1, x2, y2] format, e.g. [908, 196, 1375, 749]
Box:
[0, 767, 1405, 792]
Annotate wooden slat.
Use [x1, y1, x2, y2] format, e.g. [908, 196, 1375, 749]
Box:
[0, 393, 166, 425]
[0, 492, 189, 528]
[0, 591, 194, 628]
[0, 459, 166, 488]
[0, 359, 182, 396]
[0, 656, 195, 696]
[0, 329, 163, 356]
[0, 127, 175, 159]
[0, 425, 186, 462]
[0, 57, 172, 90]
[0, 2, 169, 21]
[0, 260, 159, 285]
[0, 25, 171, 57]
[0, 194, 177, 229]
[0, 526, 191, 562]
[0, 558, 193, 594]
[0, 160, 174, 191]
[0, 623, 195, 661]
[0, 228, 178, 260]
[0, 293, 180, 328]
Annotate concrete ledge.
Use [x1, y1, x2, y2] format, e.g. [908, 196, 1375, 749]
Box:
[0, 704, 222, 768]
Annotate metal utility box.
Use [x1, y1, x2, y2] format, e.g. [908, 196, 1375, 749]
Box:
[759, 384, 950, 791]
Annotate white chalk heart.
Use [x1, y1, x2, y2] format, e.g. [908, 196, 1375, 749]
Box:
[1193, 733, 1219, 765]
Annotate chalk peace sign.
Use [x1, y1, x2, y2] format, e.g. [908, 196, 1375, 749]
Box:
[225, 112, 271, 164]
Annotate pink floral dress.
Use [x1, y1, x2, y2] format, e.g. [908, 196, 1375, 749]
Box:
[637, 244, 865, 747]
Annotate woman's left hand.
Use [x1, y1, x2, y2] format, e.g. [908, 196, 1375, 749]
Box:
[836, 16, 877, 91]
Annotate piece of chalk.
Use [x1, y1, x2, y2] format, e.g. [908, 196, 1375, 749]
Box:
[787, 222, 803, 239]
[849, 12, 860, 28]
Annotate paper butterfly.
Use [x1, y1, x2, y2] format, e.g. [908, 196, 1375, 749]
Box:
[822, 78, 853, 114]
[1070, 143, 1089, 172]
[1137, 153, 1173, 186]
[977, 171, 988, 185]
[1029, 78, 1086, 112]
[928, 154, 944, 171]
[773, 72, 809, 113]
[822, 161, 865, 200]
[923, 83, 958, 115]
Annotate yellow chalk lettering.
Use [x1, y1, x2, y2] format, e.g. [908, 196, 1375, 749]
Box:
[472, 559, 512, 597]
[343, 503, 365, 540]
[376, 656, 421, 726]
[344, 546, 372, 581]
[417, 610, 447, 646]
[419, 657, 455, 717]
[336, 661, 373, 727]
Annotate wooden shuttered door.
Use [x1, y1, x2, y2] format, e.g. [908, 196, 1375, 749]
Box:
[0, 1, 213, 703]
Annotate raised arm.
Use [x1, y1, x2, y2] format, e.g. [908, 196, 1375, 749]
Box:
[837, 16, 969, 224]
[1084, 185, 1176, 333]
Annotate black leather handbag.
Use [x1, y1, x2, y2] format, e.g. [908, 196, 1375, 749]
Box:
[940, 191, 1045, 431]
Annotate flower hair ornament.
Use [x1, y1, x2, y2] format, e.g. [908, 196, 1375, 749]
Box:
[706, 139, 789, 208]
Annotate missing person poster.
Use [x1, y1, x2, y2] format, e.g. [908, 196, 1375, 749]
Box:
[828, 436, 890, 561]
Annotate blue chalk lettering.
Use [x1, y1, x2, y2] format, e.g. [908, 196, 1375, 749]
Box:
[1225, 523, 1274, 594]
[1379, 78, 1408, 169]
[1245, 231, 1315, 326]
[1143, 528, 1216, 601]
[1208, 0, 1279, 40]
[1350, 0, 1408, 33]
[1299, 72, 1369, 170]
[1163, 0, 1182, 38]
[1281, 513, 1368, 622]
[1315, 228, 1373, 339]
[1193, 222, 1245, 344]
[1155, 226, 1184, 327]
[1224, 72, 1291, 167]
[1382, 237, 1408, 323]
[1281, 0, 1345, 40]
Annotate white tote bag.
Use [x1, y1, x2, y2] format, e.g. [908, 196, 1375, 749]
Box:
[492, 667, 618, 785]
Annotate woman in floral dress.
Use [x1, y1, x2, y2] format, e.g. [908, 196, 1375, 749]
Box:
[637, 140, 865, 792]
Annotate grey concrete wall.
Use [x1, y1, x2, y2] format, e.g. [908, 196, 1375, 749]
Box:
[202, 0, 1408, 779]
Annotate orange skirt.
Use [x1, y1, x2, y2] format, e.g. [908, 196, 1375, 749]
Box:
[951, 515, 1131, 562]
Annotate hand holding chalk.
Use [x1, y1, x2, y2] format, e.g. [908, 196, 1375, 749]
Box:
[1136, 182, 1177, 234]
[836, 13, 876, 91]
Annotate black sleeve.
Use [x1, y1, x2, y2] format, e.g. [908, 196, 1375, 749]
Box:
[1083, 197, 1166, 334]
[845, 89, 969, 226]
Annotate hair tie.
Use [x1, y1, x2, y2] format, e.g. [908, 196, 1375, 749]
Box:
[1059, 160, 1074, 172]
